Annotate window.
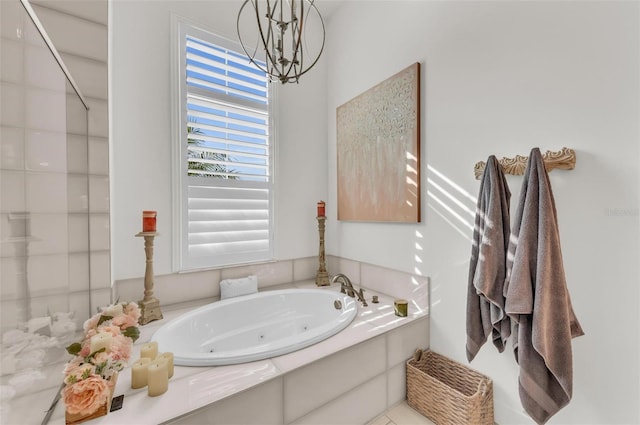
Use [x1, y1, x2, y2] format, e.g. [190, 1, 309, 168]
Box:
[174, 20, 274, 271]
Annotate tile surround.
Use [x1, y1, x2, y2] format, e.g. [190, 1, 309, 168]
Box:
[171, 377, 284, 425]
[327, 255, 361, 284]
[89, 213, 110, 251]
[0, 84, 24, 127]
[291, 374, 388, 425]
[0, 257, 22, 298]
[0, 171, 25, 212]
[114, 256, 429, 317]
[361, 263, 430, 313]
[0, 126, 24, 170]
[27, 253, 69, 293]
[0, 39, 24, 84]
[25, 129, 67, 172]
[220, 259, 295, 287]
[89, 251, 111, 289]
[387, 363, 407, 407]
[89, 176, 109, 212]
[88, 137, 109, 174]
[292, 256, 318, 281]
[283, 336, 387, 422]
[67, 174, 89, 212]
[388, 318, 430, 367]
[68, 252, 90, 291]
[27, 172, 67, 212]
[68, 213, 89, 251]
[26, 88, 67, 132]
[67, 133, 89, 173]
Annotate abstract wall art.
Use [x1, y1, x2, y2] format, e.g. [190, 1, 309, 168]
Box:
[337, 62, 421, 222]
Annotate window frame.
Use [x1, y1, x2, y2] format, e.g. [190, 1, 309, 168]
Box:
[171, 16, 276, 272]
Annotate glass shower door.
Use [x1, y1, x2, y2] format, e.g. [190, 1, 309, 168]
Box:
[0, 0, 92, 423]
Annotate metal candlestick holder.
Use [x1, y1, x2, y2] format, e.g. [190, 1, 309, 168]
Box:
[135, 232, 163, 325]
[315, 216, 330, 286]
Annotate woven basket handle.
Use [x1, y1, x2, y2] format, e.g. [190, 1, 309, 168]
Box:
[477, 379, 489, 396]
[413, 348, 423, 362]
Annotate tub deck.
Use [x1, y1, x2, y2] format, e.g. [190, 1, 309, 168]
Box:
[47, 280, 429, 425]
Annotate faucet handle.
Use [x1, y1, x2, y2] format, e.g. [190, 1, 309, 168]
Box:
[357, 288, 368, 307]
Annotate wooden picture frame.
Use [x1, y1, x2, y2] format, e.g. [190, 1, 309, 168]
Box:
[337, 62, 421, 222]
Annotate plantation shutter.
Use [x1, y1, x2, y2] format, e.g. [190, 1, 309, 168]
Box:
[179, 25, 273, 270]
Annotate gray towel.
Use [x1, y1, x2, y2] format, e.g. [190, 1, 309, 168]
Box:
[504, 148, 584, 424]
[466, 155, 511, 362]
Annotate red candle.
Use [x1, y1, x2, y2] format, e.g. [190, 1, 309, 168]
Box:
[143, 211, 157, 232]
[317, 201, 325, 217]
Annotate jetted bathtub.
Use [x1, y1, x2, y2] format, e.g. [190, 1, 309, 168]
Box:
[151, 288, 358, 366]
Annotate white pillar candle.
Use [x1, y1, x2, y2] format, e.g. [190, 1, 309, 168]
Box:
[159, 352, 174, 378]
[90, 333, 112, 354]
[147, 358, 169, 397]
[140, 341, 158, 360]
[131, 357, 152, 389]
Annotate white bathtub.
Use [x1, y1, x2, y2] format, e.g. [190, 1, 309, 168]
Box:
[151, 288, 358, 366]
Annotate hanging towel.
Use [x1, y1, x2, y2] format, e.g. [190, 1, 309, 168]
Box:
[466, 155, 512, 362]
[504, 148, 584, 424]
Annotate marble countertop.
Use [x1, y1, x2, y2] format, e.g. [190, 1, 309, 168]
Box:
[47, 281, 428, 425]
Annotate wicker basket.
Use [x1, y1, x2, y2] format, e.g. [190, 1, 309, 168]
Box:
[406, 350, 494, 425]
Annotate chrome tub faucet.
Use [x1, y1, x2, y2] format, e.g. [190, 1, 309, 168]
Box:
[331, 273, 368, 307]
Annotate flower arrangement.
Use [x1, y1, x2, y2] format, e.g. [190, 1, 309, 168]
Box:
[62, 302, 140, 419]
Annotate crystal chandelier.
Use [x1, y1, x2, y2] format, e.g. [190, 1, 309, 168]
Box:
[237, 0, 325, 84]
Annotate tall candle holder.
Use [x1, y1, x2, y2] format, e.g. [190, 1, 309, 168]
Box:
[135, 232, 163, 325]
[315, 216, 330, 286]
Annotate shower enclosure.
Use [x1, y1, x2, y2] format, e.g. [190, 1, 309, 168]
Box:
[1, 0, 93, 423]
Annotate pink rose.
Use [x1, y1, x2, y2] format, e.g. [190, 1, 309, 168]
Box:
[96, 325, 122, 338]
[82, 314, 101, 333]
[123, 302, 141, 322]
[62, 376, 110, 416]
[109, 334, 132, 362]
[111, 314, 137, 330]
[78, 329, 98, 357]
[83, 328, 98, 342]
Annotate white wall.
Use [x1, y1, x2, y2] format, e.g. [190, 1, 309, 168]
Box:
[326, 1, 639, 424]
[110, 1, 328, 280]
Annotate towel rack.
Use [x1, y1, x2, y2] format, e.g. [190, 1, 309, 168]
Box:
[474, 147, 576, 180]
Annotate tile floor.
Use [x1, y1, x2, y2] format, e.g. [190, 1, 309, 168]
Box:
[368, 401, 435, 425]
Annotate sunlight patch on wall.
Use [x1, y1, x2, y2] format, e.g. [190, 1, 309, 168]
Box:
[413, 230, 425, 276]
[426, 164, 476, 243]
